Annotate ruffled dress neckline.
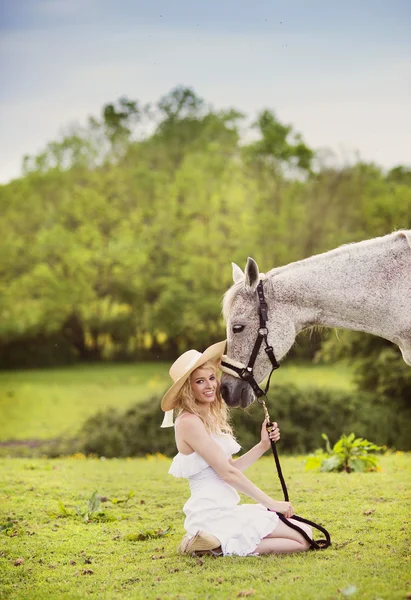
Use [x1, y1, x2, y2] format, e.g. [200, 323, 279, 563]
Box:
[169, 433, 241, 479]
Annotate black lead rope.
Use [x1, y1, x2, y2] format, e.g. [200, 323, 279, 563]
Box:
[222, 279, 331, 549]
[263, 407, 331, 550]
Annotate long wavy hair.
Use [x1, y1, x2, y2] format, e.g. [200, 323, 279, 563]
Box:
[175, 360, 233, 436]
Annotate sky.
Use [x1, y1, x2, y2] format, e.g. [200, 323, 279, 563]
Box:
[1, 0, 410, 183]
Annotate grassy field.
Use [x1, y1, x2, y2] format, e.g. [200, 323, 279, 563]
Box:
[0, 452, 409, 600]
[0, 363, 354, 442]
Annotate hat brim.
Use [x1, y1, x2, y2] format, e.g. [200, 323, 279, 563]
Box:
[161, 340, 226, 411]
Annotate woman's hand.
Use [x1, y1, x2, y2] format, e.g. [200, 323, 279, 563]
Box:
[269, 501, 294, 519]
[260, 419, 280, 449]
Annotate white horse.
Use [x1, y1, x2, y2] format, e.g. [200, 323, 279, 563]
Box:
[221, 230, 411, 407]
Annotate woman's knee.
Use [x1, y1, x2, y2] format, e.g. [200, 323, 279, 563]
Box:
[302, 524, 313, 540]
[301, 537, 312, 551]
[287, 521, 312, 550]
[265, 520, 310, 544]
[297, 524, 312, 550]
[289, 519, 312, 540]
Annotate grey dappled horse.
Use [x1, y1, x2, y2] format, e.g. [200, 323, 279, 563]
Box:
[221, 230, 411, 408]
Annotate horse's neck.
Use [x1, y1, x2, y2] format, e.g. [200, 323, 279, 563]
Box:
[271, 233, 410, 340]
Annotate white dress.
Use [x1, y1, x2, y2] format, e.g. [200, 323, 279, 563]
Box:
[169, 433, 279, 556]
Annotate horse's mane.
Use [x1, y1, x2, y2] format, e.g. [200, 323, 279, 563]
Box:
[267, 230, 410, 277]
[222, 230, 410, 320]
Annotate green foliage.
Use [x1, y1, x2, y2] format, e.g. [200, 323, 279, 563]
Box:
[0, 362, 169, 443]
[354, 345, 411, 407]
[75, 490, 103, 522]
[0, 520, 14, 534]
[320, 331, 411, 408]
[125, 525, 173, 542]
[231, 387, 410, 453]
[0, 362, 352, 447]
[71, 384, 411, 459]
[55, 501, 73, 518]
[247, 109, 314, 173]
[106, 490, 135, 505]
[2, 86, 410, 368]
[76, 399, 177, 458]
[51, 490, 135, 523]
[305, 433, 383, 473]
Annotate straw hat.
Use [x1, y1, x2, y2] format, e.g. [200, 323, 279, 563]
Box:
[161, 340, 226, 412]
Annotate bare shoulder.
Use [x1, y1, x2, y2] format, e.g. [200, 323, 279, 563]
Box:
[176, 412, 206, 434]
[175, 413, 232, 473]
[175, 412, 209, 442]
[175, 413, 208, 454]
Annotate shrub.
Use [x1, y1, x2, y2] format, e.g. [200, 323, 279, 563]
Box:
[305, 433, 383, 473]
[319, 331, 411, 407]
[78, 400, 176, 458]
[71, 384, 411, 458]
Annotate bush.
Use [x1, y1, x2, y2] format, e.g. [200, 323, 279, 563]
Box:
[71, 384, 411, 458]
[305, 433, 383, 473]
[78, 399, 177, 458]
[232, 386, 365, 454]
[320, 331, 411, 407]
[0, 333, 78, 368]
[354, 347, 411, 407]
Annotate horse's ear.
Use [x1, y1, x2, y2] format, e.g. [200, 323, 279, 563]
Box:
[232, 262, 245, 284]
[397, 230, 411, 249]
[245, 257, 259, 292]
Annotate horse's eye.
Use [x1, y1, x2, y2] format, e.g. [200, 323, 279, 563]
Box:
[232, 324, 245, 333]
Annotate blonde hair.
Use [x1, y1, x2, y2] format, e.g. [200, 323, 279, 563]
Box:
[176, 360, 233, 436]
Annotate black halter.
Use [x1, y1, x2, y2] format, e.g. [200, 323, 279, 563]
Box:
[221, 280, 280, 397]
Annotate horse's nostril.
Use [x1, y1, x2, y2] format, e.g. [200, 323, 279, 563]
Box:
[221, 384, 228, 400]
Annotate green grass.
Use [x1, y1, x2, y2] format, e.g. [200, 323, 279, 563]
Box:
[0, 363, 169, 442]
[0, 452, 409, 600]
[270, 363, 354, 391]
[0, 363, 353, 443]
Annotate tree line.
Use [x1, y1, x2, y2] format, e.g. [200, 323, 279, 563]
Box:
[1, 86, 410, 368]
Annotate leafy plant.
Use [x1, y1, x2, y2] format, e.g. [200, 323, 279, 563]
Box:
[0, 520, 15, 534]
[104, 490, 135, 505]
[52, 490, 134, 522]
[75, 491, 104, 522]
[305, 433, 383, 473]
[55, 501, 74, 517]
[125, 525, 173, 541]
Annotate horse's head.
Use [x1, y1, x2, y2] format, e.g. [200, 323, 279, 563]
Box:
[221, 258, 296, 408]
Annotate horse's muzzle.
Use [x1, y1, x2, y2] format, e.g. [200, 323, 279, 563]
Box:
[220, 373, 255, 408]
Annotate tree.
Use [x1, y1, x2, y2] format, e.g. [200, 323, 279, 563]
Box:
[246, 109, 314, 174]
[1, 87, 410, 367]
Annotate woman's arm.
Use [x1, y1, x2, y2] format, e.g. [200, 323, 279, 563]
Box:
[176, 414, 293, 517]
[230, 442, 268, 472]
[230, 420, 280, 472]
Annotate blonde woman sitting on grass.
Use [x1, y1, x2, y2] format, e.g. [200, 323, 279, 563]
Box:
[161, 341, 312, 556]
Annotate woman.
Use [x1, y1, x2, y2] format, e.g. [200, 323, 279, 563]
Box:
[161, 340, 312, 556]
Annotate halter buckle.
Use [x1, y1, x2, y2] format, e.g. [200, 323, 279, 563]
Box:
[258, 327, 268, 336]
[240, 367, 253, 381]
[265, 346, 280, 369]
